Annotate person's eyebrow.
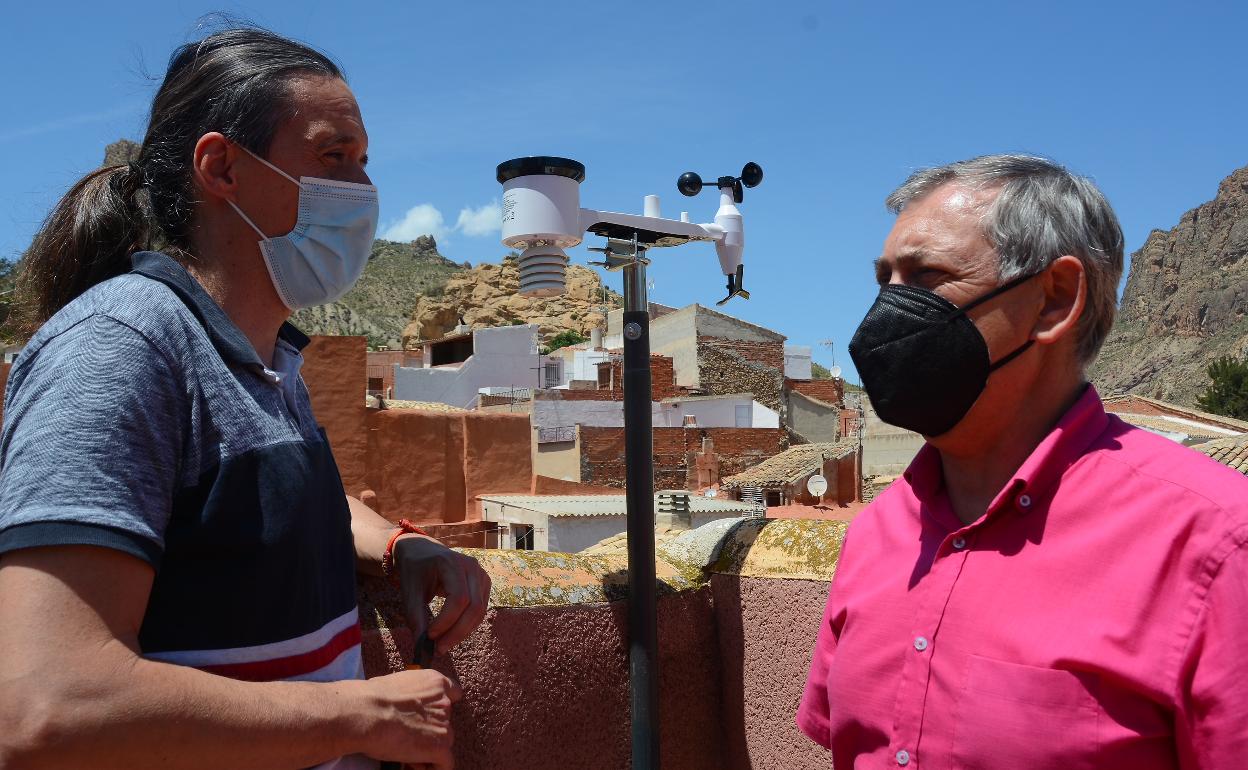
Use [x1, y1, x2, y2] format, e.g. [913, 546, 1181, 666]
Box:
[315, 133, 356, 149]
[315, 132, 368, 165]
[874, 250, 931, 282]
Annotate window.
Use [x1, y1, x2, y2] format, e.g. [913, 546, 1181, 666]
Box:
[544, 361, 561, 388]
[367, 377, 384, 395]
[512, 524, 534, 551]
[430, 336, 473, 366]
[735, 404, 751, 428]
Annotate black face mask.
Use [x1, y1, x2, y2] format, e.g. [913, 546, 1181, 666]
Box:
[848, 272, 1037, 437]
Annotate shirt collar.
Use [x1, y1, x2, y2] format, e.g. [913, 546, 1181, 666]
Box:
[995, 383, 1108, 513]
[902, 383, 1109, 517]
[129, 251, 309, 367]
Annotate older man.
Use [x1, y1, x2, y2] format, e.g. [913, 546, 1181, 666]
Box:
[799, 155, 1248, 768]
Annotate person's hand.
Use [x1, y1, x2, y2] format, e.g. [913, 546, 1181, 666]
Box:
[362, 668, 462, 768]
[393, 536, 492, 655]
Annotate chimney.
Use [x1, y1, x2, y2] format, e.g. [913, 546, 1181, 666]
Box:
[591, 327, 603, 350]
[656, 491, 692, 530]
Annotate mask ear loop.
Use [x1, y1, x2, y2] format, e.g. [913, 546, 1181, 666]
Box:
[941, 269, 1040, 322]
[225, 140, 303, 240]
[234, 142, 303, 188]
[965, 269, 1043, 372]
[987, 338, 1035, 372]
[228, 200, 269, 241]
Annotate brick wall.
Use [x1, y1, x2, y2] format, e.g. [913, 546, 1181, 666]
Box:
[786, 378, 844, 406]
[698, 337, 784, 371]
[579, 426, 784, 489]
[594, 354, 680, 400]
[366, 350, 419, 395]
[697, 344, 783, 413]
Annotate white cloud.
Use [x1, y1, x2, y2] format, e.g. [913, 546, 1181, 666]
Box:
[380, 203, 448, 241]
[454, 201, 502, 237]
[381, 200, 501, 243]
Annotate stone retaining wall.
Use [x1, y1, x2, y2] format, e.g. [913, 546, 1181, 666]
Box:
[358, 517, 848, 769]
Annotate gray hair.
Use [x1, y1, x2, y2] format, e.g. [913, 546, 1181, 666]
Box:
[885, 154, 1124, 366]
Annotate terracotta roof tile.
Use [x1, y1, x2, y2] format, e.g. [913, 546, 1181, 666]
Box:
[1103, 393, 1248, 432]
[1116, 414, 1241, 441]
[720, 440, 857, 489]
[1192, 434, 1248, 476]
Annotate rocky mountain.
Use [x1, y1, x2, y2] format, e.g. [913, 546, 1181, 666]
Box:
[102, 139, 140, 166]
[291, 235, 465, 347]
[402, 256, 619, 347]
[1092, 166, 1248, 406]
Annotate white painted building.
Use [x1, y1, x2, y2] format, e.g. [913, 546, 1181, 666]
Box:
[480, 493, 759, 553]
[530, 392, 779, 434]
[568, 349, 611, 384]
[784, 345, 813, 380]
[658, 393, 779, 429]
[392, 324, 559, 409]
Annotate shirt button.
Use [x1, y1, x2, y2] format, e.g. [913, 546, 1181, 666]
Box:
[914, 636, 928, 652]
[896, 749, 911, 766]
[1018, 493, 1032, 508]
[952, 536, 967, 550]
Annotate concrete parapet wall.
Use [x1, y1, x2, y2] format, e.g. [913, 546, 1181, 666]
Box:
[358, 517, 847, 769]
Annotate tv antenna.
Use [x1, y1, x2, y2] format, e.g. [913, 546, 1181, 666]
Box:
[817, 339, 836, 366]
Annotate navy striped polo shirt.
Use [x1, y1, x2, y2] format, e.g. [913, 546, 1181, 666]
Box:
[0, 252, 375, 770]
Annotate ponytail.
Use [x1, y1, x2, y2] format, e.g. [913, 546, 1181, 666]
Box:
[15, 162, 150, 336]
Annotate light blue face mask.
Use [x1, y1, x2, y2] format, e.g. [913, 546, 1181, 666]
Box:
[228, 144, 379, 310]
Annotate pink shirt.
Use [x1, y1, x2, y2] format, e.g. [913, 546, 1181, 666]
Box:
[798, 386, 1248, 769]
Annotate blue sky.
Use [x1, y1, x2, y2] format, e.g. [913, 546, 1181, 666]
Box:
[3, 1, 1246, 381]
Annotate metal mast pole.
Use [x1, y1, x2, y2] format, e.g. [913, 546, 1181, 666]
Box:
[618, 236, 659, 770]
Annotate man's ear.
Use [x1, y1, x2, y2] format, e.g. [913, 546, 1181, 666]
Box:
[191, 132, 238, 203]
[1033, 255, 1086, 346]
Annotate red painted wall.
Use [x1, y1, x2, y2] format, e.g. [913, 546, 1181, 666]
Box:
[301, 336, 370, 494]
[303, 336, 533, 527]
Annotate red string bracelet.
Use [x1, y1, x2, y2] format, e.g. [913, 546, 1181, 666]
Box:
[381, 518, 430, 583]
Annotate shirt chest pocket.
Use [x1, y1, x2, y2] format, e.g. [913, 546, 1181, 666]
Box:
[952, 655, 1100, 770]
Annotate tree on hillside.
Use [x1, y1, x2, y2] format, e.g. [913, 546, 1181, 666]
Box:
[811, 362, 833, 380]
[544, 330, 587, 354]
[1196, 355, 1248, 420]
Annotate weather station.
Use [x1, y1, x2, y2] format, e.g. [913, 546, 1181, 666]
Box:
[496, 156, 764, 770]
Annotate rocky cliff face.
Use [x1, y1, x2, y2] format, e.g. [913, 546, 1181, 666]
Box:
[102, 139, 140, 166]
[1092, 166, 1248, 406]
[402, 256, 618, 347]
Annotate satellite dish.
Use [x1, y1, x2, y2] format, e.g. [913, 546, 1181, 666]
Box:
[706, 489, 718, 498]
[829, 365, 842, 379]
[807, 474, 828, 498]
